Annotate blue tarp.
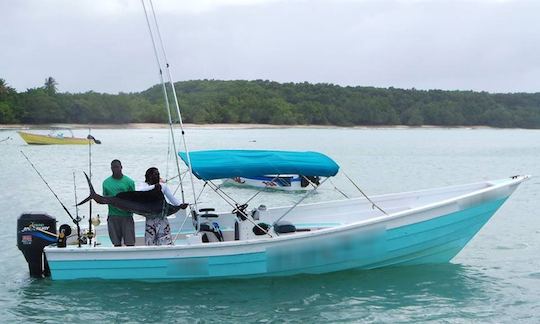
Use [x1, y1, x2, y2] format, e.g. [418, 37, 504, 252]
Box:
[178, 150, 340, 181]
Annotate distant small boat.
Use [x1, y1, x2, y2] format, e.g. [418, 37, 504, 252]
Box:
[223, 174, 320, 191]
[18, 130, 100, 145]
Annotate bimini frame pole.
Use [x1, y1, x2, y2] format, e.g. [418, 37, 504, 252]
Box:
[273, 177, 330, 226]
[146, 0, 198, 211]
[141, 0, 186, 204]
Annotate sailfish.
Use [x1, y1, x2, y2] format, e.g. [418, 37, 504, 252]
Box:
[77, 172, 188, 217]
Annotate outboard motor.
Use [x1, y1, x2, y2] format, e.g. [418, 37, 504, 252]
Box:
[17, 213, 57, 278]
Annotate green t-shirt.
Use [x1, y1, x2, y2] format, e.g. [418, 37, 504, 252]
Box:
[102, 175, 136, 217]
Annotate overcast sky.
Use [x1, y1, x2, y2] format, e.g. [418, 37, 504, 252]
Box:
[1, 0, 539, 94]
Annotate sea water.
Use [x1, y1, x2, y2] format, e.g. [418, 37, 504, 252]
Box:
[0, 127, 539, 322]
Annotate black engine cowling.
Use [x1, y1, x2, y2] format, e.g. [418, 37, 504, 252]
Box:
[17, 213, 57, 278]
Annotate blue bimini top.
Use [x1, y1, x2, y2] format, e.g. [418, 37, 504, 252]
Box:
[178, 150, 340, 181]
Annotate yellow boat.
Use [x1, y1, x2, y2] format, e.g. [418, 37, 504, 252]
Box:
[18, 131, 98, 145]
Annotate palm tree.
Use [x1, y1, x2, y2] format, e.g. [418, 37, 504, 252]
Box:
[44, 77, 58, 95]
[0, 78, 16, 100]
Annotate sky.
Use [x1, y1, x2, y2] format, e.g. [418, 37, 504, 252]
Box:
[1, 0, 539, 94]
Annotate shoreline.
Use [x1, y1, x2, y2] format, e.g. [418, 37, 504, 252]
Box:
[0, 123, 510, 130]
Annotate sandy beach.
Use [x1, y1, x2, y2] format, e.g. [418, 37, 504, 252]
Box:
[0, 123, 324, 130]
[0, 123, 496, 130]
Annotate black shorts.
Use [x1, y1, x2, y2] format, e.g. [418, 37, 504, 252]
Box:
[107, 215, 135, 246]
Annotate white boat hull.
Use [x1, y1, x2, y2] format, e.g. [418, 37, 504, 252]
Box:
[44, 176, 527, 281]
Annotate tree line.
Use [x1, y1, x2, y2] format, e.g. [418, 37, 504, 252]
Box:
[1, 77, 540, 128]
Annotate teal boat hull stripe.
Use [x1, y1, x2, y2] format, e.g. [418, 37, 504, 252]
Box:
[48, 198, 507, 281]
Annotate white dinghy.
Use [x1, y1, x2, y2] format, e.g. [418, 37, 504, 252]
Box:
[222, 174, 321, 191]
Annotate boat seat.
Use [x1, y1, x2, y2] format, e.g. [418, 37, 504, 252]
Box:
[252, 223, 271, 236]
[201, 213, 219, 218]
[199, 222, 224, 242]
[198, 208, 219, 219]
[273, 221, 296, 234]
[197, 208, 219, 221]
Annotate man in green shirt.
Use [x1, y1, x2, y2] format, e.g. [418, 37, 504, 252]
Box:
[102, 159, 136, 246]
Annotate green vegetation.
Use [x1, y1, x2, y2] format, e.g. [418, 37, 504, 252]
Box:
[1, 77, 540, 128]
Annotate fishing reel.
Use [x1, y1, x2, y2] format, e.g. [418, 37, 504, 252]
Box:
[57, 224, 72, 248]
[232, 204, 249, 221]
[91, 215, 101, 226]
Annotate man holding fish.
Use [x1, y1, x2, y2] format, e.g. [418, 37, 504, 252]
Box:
[102, 159, 136, 247]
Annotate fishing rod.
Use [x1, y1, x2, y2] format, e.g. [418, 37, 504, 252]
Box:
[85, 131, 102, 246]
[144, 0, 198, 211]
[73, 172, 82, 247]
[342, 171, 388, 216]
[21, 151, 82, 245]
[87, 128, 93, 245]
[329, 177, 349, 199]
[141, 0, 187, 204]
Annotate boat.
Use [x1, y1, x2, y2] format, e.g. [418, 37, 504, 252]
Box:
[215, 150, 323, 191]
[18, 130, 100, 145]
[15, 1, 529, 281]
[39, 171, 527, 281]
[223, 174, 320, 191]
